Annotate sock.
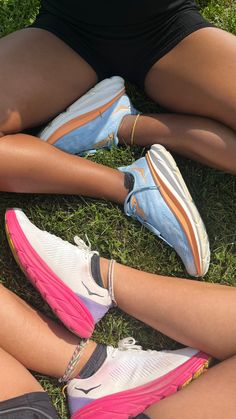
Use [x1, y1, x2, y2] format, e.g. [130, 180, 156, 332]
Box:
[79, 344, 107, 379]
[131, 415, 151, 419]
[124, 173, 135, 192]
[91, 254, 104, 288]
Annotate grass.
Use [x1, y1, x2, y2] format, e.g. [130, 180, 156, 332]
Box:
[0, 0, 236, 417]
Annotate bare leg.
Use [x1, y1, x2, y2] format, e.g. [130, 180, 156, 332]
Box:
[118, 113, 236, 174]
[0, 284, 96, 379]
[141, 28, 236, 174]
[0, 29, 129, 201]
[0, 28, 97, 133]
[100, 259, 236, 360]
[0, 134, 127, 203]
[145, 355, 236, 419]
[102, 259, 236, 417]
[0, 348, 43, 401]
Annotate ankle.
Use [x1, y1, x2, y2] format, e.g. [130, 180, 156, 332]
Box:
[99, 257, 110, 289]
[117, 115, 136, 145]
[71, 340, 97, 379]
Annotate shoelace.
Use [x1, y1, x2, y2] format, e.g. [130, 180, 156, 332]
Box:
[124, 185, 173, 247]
[74, 235, 99, 258]
[116, 337, 162, 356]
[118, 337, 143, 351]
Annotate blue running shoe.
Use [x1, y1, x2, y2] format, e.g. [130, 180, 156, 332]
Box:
[39, 76, 139, 155]
[119, 145, 210, 277]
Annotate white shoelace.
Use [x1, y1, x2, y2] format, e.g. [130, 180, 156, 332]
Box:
[118, 337, 143, 351]
[74, 235, 98, 257]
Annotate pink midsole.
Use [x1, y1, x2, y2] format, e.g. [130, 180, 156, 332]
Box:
[73, 352, 209, 418]
[5, 209, 94, 338]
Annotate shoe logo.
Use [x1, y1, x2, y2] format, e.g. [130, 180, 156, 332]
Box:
[82, 281, 104, 297]
[132, 167, 146, 180]
[94, 134, 114, 149]
[131, 196, 146, 220]
[113, 104, 129, 114]
[75, 384, 102, 394]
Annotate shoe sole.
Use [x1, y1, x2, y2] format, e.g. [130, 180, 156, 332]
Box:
[73, 352, 211, 418]
[39, 76, 125, 145]
[5, 209, 95, 338]
[146, 145, 210, 277]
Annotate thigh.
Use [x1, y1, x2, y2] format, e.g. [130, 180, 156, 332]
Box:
[145, 27, 236, 131]
[0, 28, 97, 134]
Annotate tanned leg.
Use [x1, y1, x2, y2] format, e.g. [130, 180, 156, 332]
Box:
[0, 284, 96, 379]
[100, 259, 236, 361]
[0, 28, 97, 134]
[0, 134, 127, 203]
[129, 28, 236, 174]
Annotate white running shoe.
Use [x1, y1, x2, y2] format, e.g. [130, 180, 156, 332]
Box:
[5, 209, 112, 338]
[67, 337, 210, 418]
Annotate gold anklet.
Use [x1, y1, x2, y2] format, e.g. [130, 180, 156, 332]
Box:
[130, 114, 140, 146]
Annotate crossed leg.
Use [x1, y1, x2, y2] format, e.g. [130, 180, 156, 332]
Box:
[141, 27, 236, 174]
[0, 257, 236, 417]
[1, 27, 236, 198]
[0, 28, 129, 202]
[108, 261, 236, 418]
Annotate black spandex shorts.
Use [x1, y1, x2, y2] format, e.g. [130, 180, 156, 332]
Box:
[31, 2, 213, 89]
[0, 392, 59, 418]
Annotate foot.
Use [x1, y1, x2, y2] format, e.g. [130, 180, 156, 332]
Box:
[5, 209, 111, 338]
[67, 337, 210, 418]
[38, 76, 139, 155]
[119, 145, 210, 277]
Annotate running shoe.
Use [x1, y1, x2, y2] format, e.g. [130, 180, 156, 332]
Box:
[5, 209, 112, 338]
[119, 145, 210, 277]
[67, 337, 210, 418]
[39, 76, 139, 155]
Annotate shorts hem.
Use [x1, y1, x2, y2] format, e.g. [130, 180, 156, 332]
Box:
[139, 22, 215, 89]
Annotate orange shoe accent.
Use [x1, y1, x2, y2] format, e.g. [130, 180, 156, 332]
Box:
[132, 167, 146, 179]
[47, 89, 125, 145]
[113, 104, 129, 114]
[146, 151, 201, 276]
[131, 196, 146, 220]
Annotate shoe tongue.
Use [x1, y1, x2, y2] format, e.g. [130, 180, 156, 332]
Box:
[79, 344, 107, 379]
[124, 173, 135, 193]
[91, 254, 104, 287]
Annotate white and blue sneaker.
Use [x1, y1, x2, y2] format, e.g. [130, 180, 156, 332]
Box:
[119, 145, 210, 277]
[39, 76, 139, 155]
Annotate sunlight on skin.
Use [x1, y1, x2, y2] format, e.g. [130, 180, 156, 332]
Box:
[0, 108, 22, 134]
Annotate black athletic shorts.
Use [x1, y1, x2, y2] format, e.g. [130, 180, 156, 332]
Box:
[31, 2, 213, 89]
[0, 392, 59, 419]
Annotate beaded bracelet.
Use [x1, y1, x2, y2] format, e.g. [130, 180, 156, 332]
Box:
[108, 259, 117, 306]
[59, 339, 89, 383]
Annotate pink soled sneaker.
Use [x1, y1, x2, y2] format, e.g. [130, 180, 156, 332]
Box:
[5, 209, 112, 338]
[67, 337, 210, 419]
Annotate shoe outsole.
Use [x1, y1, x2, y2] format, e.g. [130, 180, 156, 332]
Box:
[39, 76, 125, 145]
[5, 209, 95, 338]
[146, 145, 210, 277]
[72, 352, 211, 418]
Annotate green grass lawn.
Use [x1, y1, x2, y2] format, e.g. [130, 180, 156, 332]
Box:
[0, 1, 236, 417]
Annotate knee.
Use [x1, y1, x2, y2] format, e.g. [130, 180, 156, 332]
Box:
[214, 100, 236, 133]
[0, 105, 23, 135]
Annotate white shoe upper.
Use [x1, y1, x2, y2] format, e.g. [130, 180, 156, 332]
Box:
[14, 210, 111, 307]
[67, 338, 199, 415]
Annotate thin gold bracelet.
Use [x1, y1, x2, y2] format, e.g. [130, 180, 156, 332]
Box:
[130, 114, 141, 146]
